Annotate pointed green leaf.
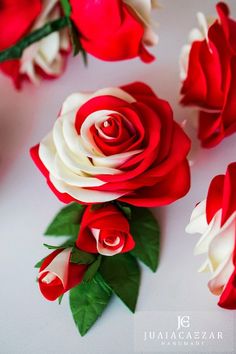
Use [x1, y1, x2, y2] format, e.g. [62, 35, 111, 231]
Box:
[130, 206, 160, 272]
[83, 256, 102, 282]
[44, 203, 84, 237]
[43, 238, 75, 250]
[69, 273, 112, 336]
[99, 253, 140, 312]
[70, 248, 96, 265]
[34, 257, 46, 268]
[58, 294, 64, 305]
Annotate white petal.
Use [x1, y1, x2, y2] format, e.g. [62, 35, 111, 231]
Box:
[60, 87, 135, 116]
[32, 0, 58, 29]
[124, 0, 152, 25]
[92, 149, 142, 168]
[38, 32, 60, 64]
[39, 248, 72, 288]
[196, 12, 209, 39]
[185, 200, 208, 235]
[53, 155, 105, 187]
[208, 217, 236, 271]
[60, 93, 93, 115]
[179, 44, 191, 81]
[50, 176, 124, 203]
[53, 118, 120, 175]
[143, 26, 158, 47]
[91, 228, 124, 256]
[208, 256, 234, 295]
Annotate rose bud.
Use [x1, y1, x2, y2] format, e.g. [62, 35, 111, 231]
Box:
[180, 2, 236, 148]
[186, 162, 236, 309]
[38, 248, 87, 301]
[70, 0, 158, 63]
[0, 0, 70, 89]
[30, 82, 191, 206]
[76, 204, 135, 256]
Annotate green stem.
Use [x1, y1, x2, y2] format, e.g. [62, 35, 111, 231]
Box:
[0, 17, 70, 62]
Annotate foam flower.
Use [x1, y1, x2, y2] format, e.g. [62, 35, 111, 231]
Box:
[0, 0, 70, 88]
[180, 2, 236, 147]
[70, 0, 158, 63]
[186, 163, 236, 309]
[38, 248, 87, 301]
[30, 82, 191, 206]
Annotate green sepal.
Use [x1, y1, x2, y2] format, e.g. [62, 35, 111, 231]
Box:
[60, 0, 71, 17]
[130, 206, 160, 272]
[69, 273, 112, 336]
[43, 242, 74, 250]
[99, 253, 140, 313]
[44, 203, 84, 238]
[34, 257, 46, 268]
[58, 294, 64, 305]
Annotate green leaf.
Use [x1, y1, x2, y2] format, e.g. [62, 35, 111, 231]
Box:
[44, 203, 84, 238]
[0, 17, 69, 62]
[130, 207, 160, 272]
[58, 294, 64, 305]
[83, 256, 102, 282]
[43, 243, 74, 250]
[70, 248, 96, 265]
[69, 273, 112, 336]
[34, 257, 46, 268]
[60, 0, 71, 17]
[99, 253, 140, 312]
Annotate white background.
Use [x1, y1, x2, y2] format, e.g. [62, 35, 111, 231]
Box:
[0, 1, 236, 353]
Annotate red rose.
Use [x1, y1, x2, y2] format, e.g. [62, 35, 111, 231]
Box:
[186, 162, 236, 309]
[70, 0, 157, 63]
[0, 0, 70, 89]
[38, 248, 87, 301]
[31, 82, 191, 206]
[76, 204, 135, 256]
[180, 2, 236, 148]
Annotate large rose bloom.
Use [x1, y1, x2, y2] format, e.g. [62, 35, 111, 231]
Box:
[186, 162, 236, 309]
[0, 0, 70, 88]
[180, 2, 236, 148]
[31, 82, 191, 206]
[70, 0, 158, 63]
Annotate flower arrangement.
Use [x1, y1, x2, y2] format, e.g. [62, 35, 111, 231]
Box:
[31, 82, 191, 335]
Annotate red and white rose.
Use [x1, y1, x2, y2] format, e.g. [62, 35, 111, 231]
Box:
[38, 248, 87, 301]
[70, 0, 158, 63]
[180, 2, 236, 148]
[0, 0, 70, 88]
[76, 204, 135, 256]
[31, 82, 191, 206]
[186, 162, 236, 309]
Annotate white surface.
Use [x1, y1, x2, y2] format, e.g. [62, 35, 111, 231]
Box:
[0, 1, 236, 353]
